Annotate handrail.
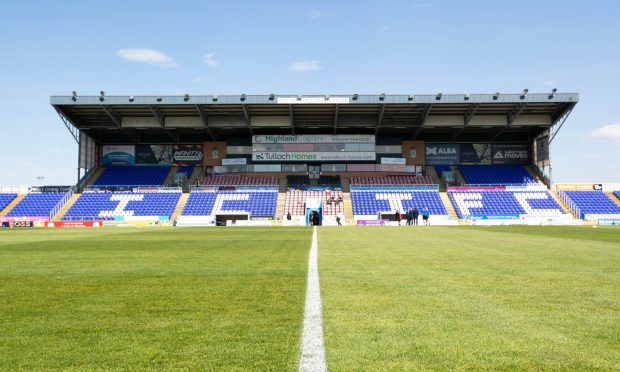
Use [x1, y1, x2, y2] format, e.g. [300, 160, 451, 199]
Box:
[49, 189, 74, 220]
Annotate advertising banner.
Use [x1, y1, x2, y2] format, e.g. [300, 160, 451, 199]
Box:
[425, 144, 460, 165]
[380, 157, 406, 165]
[102, 145, 135, 166]
[222, 158, 248, 165]
[492, 144, 529, 164]
[460, 143, 492, 164]
[536, 136, 549, 161]
[252, 152, 376, 162]
[252, 134, 375, 144]
[1, 221, 34, 228]
[172, 145, 204, 166]
[135, 145, 172, 165]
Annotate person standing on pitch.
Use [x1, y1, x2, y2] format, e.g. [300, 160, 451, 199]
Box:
[422, 207, 430, 226]
[412, 207, 419, 226]
[395, 209, 402, 225]
[406, 208, 413, 226]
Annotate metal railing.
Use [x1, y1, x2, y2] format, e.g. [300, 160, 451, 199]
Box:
[49, 189, 74, 220]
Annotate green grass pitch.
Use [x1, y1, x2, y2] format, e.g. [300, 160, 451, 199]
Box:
[0, 226, 618, 370]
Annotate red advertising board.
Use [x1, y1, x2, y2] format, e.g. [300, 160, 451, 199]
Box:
[46, 221, 103, 228]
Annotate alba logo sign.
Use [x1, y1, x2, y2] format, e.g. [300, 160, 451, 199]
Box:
[425, 144, 460, 165]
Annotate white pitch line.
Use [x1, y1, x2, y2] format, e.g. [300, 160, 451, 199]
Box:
[299, 226, 327, 372]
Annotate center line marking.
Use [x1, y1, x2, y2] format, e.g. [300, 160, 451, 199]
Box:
[299, 226, 327, 372]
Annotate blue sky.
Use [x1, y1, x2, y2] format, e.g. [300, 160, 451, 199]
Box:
[0, 0, 618, 185]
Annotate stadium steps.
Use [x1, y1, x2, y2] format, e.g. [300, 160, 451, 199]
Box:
[451, 166, 466, 186]
[275, 192, 287, 220]
[184, 166, 203, 192]
[278, 177, 288, 193]
[341, 177, 350, 192]
[86, 168, 105, 187]
[342, 193, 354, 223]
[606, 192, 620, 207]
[525, 165, 547, 186]
[163, 167, 178, 187]
[52, 193, 81, 221]
[439, 192, 460, 221]
[170, 193, 190, 222]
[0, 194, 25, 216]
[550, 190, 577, 217]
[427, 166, 445, 191]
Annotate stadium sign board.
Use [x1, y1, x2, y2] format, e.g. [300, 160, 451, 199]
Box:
[136, 145, 173, 165]
[491, 144, 529, 164]
[425, 144, 460, 165]
[460, 143, 492, 164]
[172, 144, 203, 166]
[102, 145, 135, 166]
[252, 134, 374, 144]
[252, 152, 376, 162]
[222, 158, 247, 165]
[380, 157, 406, 165]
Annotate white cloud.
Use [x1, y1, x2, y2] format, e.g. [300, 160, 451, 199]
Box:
[308, 9, 335, 19]
[413, 1, 431, 8]
[543, 80, 555, 86]
[288, 60, 322, 73]
[379, 26, 389, 32]
[587, 123, 620, 144]
[192, 77, 204, 84]
[203, 53, 219, 67]
[116, 48, 176, 68]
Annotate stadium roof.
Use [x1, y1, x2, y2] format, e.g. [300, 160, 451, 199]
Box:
[51, 92, 577, 144]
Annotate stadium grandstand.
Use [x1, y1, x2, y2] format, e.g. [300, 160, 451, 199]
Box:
[4, 91, 620, 227]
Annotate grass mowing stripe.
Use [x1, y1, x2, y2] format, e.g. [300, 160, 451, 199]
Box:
[319, 226, 620, 370]
[299, 226, 327, 372]
[0, 227, 311, 370]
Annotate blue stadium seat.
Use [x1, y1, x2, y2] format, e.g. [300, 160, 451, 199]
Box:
[351, 191, 447, 216]
[182, 191, 277, 217]
[0, 193, 18, 212]
[62, 192, 181, 220]
[7, 193, 66, 217]
[459, 165, 536, 185]
[561, 191, 620, 217]
[92, 167, 170, 186]
[448, 190, 565, 218]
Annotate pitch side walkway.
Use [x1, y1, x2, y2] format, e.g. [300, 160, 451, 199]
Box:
[299, 227, 327, 372]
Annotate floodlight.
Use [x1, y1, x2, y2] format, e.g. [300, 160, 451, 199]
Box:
[212, 95, 218, 102]
[240, 94, 246, 101]
[379, 93, 385, 101]
[156, 96, 163, 102]
[352, 94, 359, 100]
[464, 93, 470, 100]
[72, 91, 78, 101]
[128, 96, 135, 102]
[325, 95, 330, 101]
[184, 94, 190, 101]
[493, 92, 500, 99]
[269, 93, 275, 100]
[99, 91, 105, 101]
[408, 94, 414, 101]
[436, 93, 442, 100]
[549, 88, 557, 99]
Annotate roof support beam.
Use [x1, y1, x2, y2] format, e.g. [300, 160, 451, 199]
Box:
[452, 103, 479, 141]
[413, 104, 432, 139]
[549, 102, 576, 144]
[100, 106, 139, 142]
[492, 103, 527, 141]
[54, 106, 79, 144]
[374, 104, 386, 136]
[148, 105, 177, 142]
[195, 105, 216, 141]
[242, 104, 254, 136]
[333, 105, 339, 134]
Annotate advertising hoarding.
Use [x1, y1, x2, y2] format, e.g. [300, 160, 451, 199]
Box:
[102, 145, 135, 166]
[252, 152, 376, 162]
[252, 134, 375, 144]
[492, 144, 529, 164]
[425, 144, 460, 165]
[135, 145, 172, 165]
[460, 143, 492, 164]
[172, 145, 204, 166]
